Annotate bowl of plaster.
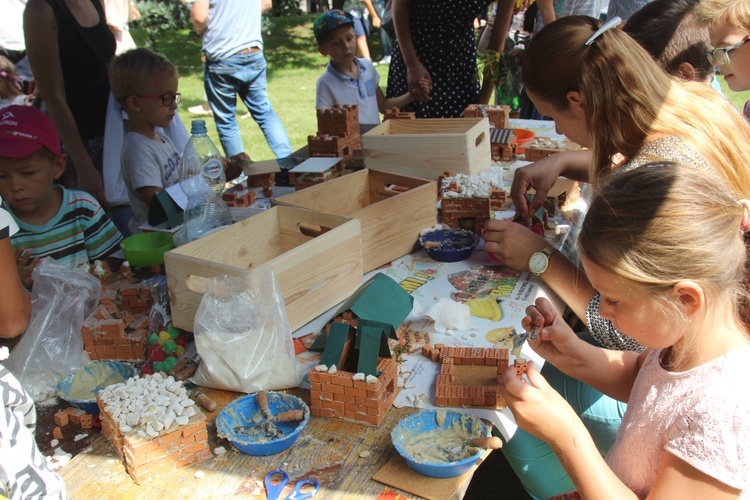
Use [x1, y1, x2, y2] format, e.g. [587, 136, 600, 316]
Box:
[216, 391, 310, 456]
[391, 409, 491, 478]
[419, 228, 480, 262]
[57, 361, 138, 414]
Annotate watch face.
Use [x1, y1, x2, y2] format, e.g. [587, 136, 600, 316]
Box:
[529, 252, 548, 274]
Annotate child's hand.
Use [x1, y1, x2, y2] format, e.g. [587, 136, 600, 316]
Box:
[523, 297, 580, 365]
[14, 248, 39, 289]
[499, 361, 581, 445]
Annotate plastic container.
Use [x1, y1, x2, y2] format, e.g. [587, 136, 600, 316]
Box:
[391, 410, 490, 478]
[512, 128, 535, 153]
[216, 392, 310, 456]
[179, 120, 231, 242]
[120, 232, 174, 268]
[419, 228, 480, 262]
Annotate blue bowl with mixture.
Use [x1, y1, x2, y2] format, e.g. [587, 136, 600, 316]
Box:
[216, 392, 310, 456]
[391, 409, 491, 478]
[419, 228, 480, 262]
[57, 361, 138, 414]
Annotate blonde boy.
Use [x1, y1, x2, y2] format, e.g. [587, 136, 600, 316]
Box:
[696, 1, 750, 116]
[313, 10, 429, 129]
[109, 48, 182, 234]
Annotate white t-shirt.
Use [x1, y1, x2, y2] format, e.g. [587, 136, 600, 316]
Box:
[120, 131, 181, 234]
[316, 57, 381, 126]
[0, 0, 26, 52]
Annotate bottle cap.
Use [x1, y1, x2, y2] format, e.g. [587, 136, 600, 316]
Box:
[190, 120, 207, 135]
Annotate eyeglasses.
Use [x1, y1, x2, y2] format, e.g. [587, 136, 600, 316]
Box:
[707, 39, 750, 66]
[134, 92, 182, 106]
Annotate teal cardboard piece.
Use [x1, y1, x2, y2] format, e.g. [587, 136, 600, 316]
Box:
[148, 190, 184, 228]
[320, 322, 351, 368]
[357, 325, 386, 376]
[354, 319, 392, 358]
[309, 273, 413, 352]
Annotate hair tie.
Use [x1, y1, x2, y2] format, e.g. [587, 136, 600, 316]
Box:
[740, 199, 750, 233]
[585, 17, 621, 46]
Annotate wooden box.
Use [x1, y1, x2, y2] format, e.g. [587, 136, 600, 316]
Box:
[164, 206, 362, 332]
[362, 118, 492, 179]
[273, 169, 437, 272]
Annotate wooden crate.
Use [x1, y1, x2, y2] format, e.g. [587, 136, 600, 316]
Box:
[273, 169, 437, 272]
[362, 118, 491, 179]
[164, 206, 362, 332]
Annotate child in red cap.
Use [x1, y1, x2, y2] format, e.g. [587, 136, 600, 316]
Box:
[0, 105, 122, 286]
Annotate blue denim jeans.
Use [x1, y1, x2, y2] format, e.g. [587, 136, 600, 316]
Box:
[204, 51, 293, 159]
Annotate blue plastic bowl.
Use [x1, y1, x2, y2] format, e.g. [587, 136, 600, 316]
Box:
[216, 392, 310, 456]
[419, 228, 480, 262]
[391, 410, 490, 478]
[56, 361, 138, 414]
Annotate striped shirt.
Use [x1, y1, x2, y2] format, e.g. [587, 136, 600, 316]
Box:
[6, 187, 122, 268]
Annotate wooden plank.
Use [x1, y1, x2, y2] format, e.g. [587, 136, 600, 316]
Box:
[59, 388, 433, 499]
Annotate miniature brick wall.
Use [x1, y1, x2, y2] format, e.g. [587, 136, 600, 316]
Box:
[98, 400, 211, 484]
[423, 344, 509, 408]
[222, 185, 256, 207]
[463, 104, 510, 129]
[524, 137, 582, 162]
[316, 104, 359, 138]
[383, 108, 416, 121]
[82, 281, 153, 362]
[308, 357, 399, 427]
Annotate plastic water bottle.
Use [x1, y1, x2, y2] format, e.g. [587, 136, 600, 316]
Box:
[180, 120, 231, 242]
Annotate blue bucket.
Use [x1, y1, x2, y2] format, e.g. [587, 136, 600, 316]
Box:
[391, 409, 490, 478]
[56, 361, 137, 414]
[216, 392, 310, 456]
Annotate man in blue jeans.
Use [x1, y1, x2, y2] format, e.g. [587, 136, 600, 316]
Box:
[190, 0, 293, 166]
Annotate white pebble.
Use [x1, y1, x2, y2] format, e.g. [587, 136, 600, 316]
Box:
[327, 365, 337, 374]
[213, 446, 227, 455]
[50, 439, 59, 447]
[352, 373, 365, 381]
[359, 450, 371, 458]
[314, 364, 328, 372]
[365, 375, 378, 385]
[194, 471, 205, 479]
[74, 434, 88, 442]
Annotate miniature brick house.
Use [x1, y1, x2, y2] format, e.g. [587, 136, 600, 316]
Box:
[423, 345, 510, 408]
[222, 184, 256, 207]
[489, 128, 518, 162]
[82, 278, 153, 362]
[288, 158, 345, 191]
[309, 274, 413, 426]
[524, 137, 582, 162]
[439, 172, 507, 234]
[463, 104, 510, 129]
[308, 104, 362, 164]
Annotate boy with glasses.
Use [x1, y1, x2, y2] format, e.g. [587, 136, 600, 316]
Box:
[109, 48, 184, 235]
[696, 1, 750, 119]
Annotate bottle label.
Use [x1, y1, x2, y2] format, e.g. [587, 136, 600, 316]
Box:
[202, 158, 223, 179]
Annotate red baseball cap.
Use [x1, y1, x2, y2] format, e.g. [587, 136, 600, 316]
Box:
[0, 105, 62, 158]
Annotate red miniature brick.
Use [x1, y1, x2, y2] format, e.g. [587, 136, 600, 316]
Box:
[53, 426, 63, 440]
[79, 414, 93, 429]
[53, 412, 69, 427]
[435, 385, 448, 407]
[461, 387, 473, 407]
[65, 408, 86, 424]
[448, 386, 462, 407]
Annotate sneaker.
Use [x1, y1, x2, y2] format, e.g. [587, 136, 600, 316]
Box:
[378, 55, 391, 65]
[188, 102, 213, 116]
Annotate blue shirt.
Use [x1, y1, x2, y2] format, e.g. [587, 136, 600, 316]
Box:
[315, 57, 381, 125]
[202, 0, 263, 60]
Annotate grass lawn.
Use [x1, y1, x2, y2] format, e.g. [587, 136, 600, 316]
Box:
[133, 16, 750, 162]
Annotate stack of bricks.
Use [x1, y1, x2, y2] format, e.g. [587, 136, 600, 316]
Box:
[309, 357, 399, 426]
[383, 107, 416, 121]
[222, 183, 256, 207]
[439, 172, 507, 235]
[424, 345, 510, 408]
[489, 128, 518, 162]
[98, 399, 211, 484]
[82, 282, 152, 361]
[524, 137, 582, 161]
[246, 172, 276, 198]
[308, 104, 362, 164]
[463, 104, 510, 129]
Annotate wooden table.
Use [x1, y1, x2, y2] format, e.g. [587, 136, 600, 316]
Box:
[57, 386, 463, 499]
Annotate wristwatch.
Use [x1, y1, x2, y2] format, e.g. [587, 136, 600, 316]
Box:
[529, 247, 558, 276]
